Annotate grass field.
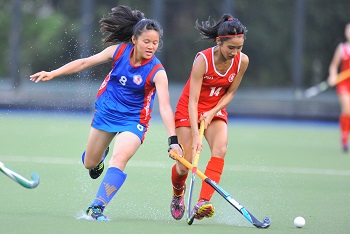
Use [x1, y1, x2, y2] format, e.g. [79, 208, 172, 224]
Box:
[0, 111, 349, 234]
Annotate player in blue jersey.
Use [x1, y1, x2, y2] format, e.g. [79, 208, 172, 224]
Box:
[30, 5, 183, 221]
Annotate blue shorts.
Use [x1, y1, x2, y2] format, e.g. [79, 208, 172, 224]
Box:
[91, 110, 148, 143]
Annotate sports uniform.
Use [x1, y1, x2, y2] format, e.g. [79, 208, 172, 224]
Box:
[30, 7, 182, 221]
[175, 46, 242, 127]
[336, 43, 350, 94]
[171, 45, 242, 221]
[92, 43, 164, 142]
[337, 43, 350, 151]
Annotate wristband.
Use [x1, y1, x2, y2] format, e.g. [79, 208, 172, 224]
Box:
[168, 136, 178, 146]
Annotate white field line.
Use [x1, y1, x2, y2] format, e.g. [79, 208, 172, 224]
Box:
[1, 155, 350, 176]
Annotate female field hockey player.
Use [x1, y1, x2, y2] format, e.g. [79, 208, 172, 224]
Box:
[327, 22, 350, 152]
[30, 5, 183, 221]
[169, 15, 248, 221]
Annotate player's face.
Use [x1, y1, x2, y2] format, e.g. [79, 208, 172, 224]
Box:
[218, 37, 244, 60]
[134, 30, 160, 60]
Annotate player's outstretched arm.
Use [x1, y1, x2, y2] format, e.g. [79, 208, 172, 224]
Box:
[30, 45, 118, 83]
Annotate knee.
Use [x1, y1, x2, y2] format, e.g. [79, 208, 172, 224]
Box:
[212, 145, 227, 157]
[83, 158, 99, 169]
[177, 163, 189, 175]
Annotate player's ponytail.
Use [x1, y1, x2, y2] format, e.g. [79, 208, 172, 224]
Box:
[99, 5, 163, 48]
[195, 14, 247, 42]
[99, 5, 145, 45]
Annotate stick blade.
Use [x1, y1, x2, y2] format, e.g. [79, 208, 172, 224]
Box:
[187, 216, 195, 225]
[29, 172, 40, 189]
[251, 214, 271, 228]
[18, 172, 40, 189]
[304, 87, 318, 98]
[304, 81, 329, 98]
[0, 162, 40, 189]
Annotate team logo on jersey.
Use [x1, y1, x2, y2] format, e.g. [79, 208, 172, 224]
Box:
[204, 76, 214, 80]
[228, 73, 236, 83]
[133, 75, 143, 85]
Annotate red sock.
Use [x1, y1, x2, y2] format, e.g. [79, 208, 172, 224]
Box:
[340, 114, 350, 144]
[199, 156, 224, 202]
[171, 164, 187, 196]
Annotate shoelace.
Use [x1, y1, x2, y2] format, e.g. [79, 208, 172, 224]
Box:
[172, 196, 183, 209]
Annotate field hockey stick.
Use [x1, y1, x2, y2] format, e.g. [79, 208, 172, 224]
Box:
[170, 150, 271, 229]
[0, 161, 40, 189]
[304, 69, 350, 98]
[187, 120, 205, 225]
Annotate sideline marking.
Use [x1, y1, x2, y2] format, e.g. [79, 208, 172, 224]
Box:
[1, 155, 350, 176]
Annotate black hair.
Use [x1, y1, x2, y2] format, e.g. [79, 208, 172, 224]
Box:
[99, 5, 163, 47]
[195, 14, 248, 42]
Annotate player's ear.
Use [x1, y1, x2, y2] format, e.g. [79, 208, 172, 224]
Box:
[131, 35, 136, 45]
[216, 37, 221, 46]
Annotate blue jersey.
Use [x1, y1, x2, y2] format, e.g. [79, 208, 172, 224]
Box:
[91, 43, 164, 142]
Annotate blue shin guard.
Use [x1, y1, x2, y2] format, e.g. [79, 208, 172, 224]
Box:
[90, 167, 127, 208]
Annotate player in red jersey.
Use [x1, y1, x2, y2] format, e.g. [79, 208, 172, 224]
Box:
[328, 23, 350, 152]
[169, 14, 249, 221]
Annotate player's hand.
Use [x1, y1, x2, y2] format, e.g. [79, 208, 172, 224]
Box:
[327, 75, 337, 87]
[30, 71, 55, 83]
[191, 134, 203, 157]
[200, 112, 214, 129]
[168, 144, 184, 160]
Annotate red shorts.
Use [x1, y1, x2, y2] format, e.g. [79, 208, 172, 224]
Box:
[175, 109, 228, 128]
[337, 82, 350, 95]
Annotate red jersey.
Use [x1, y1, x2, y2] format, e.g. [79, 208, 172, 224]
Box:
[337, 43, 350, 94]
[175, 46, 242, 126]
[341, 43, 350, 74]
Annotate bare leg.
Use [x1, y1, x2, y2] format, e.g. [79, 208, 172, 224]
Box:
[108, 131, 141, 171]
[175, 126, 193, 174]
[84, 127, 115, 169]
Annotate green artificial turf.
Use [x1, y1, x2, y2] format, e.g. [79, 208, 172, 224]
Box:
[0, 111, 349, 234]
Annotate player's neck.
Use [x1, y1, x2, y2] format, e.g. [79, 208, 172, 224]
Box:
[130, 49, 143, 66]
